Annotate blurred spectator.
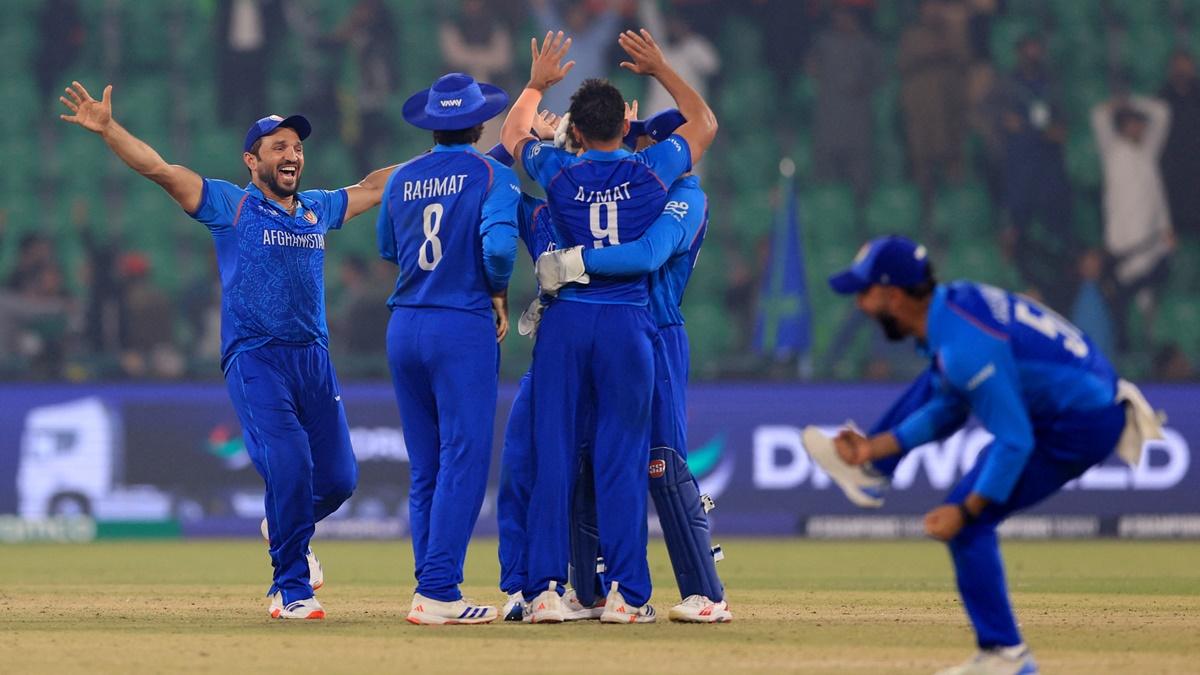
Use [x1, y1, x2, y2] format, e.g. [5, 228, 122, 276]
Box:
[34, 0, 84, 109]
[532, 0, 622, 115]
[332, 255, 389, 366]
[76, 201, 123, 355]
[639, 1, 720, 118]
[439, 0, 513, 149]
[0, 264, 72, 378]
[117, 253, 183, 378]
[1091, 95, 1173, 353]
[1069, 249, 1115, 359]
[330, 0, 399, 175]
[898, 0, 970, 215]
[993, 34, 1074, 311]
[283, 2, 341, 136]
[440, 0, 514, 89]
[6, 233, 56, 293]
[1153, 343, 1193, 381]
[1159, 50, 1200, 239]
[807, 6, 881, 203]
[215, 0, 281, 126]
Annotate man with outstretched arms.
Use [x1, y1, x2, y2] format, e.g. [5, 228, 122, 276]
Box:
[801, 235, 1163, 674]
[499, 29, 717, 624]
[59, 82, 397, 620]
[377, 73, 519, 625]
[537, 107, 730, 623]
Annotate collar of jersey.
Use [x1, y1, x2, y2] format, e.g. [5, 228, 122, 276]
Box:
[580, 147, 632, 161]
[432, 143, 483, 154]
[243, 182, 315, 216]
[916, 284, 949, 358]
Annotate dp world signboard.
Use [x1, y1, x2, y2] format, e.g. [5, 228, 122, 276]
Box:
[0, 382, 1194, 540]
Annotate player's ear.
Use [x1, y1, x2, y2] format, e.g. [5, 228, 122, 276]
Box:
[622, 118, 631, 137]
[243, 151, 257, 173]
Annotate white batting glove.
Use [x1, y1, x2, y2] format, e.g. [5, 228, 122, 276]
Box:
[518, 296, 547, 338]
[535, 246, 590, 295]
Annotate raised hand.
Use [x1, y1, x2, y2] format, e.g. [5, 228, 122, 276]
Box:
[625, 99, 639, 123]
[59, 81, 113, 134]
[528, 31, 574, 92]
[531, 109, 561, 141]
[618, 29, 668, 77]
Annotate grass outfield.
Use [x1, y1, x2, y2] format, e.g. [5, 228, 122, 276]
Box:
[0, 539, 1197, 674]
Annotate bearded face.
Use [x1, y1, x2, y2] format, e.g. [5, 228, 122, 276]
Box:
[246, 127, 304, 199]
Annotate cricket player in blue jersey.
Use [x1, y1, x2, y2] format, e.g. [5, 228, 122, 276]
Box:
[802, 236, 1163, 674]
[377, 73, 519, 625]
[499, 29, 717, 623]
[59, 82, 398, 620]
[537, 107, 731, 623]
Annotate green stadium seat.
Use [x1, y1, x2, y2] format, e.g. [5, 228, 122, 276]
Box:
[1066, 131, 1101, 191]
[1167, 237, 1200, 295]
[942, 241, 1017, 288]
[1155, 292, 1200, 353]
[865, 183, 921, 238]
[801, 184, 857, 244]
[731, 189, 774, 241]
[990, 17, 1040, 71]
[932, 182, 993, 241]
[681, 301, 733, 377]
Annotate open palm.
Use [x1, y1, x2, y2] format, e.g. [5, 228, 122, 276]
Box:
[60, 81, 113, 134]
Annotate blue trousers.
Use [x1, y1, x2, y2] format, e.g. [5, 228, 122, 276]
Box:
[651, 326, 689, 452]
[525, 300, 656, 606]
[225, 344, 358, 605]
[387, 307, 498, 602]
[870, 375, 1125, 648]
[497, 372, 534, 595]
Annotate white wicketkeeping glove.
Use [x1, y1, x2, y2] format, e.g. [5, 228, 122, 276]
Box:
[518, 296, 547, 338]
[535, 246, 589, 295]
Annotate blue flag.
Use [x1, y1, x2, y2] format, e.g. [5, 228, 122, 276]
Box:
[753, 176, 812, 360]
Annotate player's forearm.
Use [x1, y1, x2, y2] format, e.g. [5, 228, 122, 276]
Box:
[866, 432, 902, 462]
[502, 88, 543, 156]
[101, 120, 175, 184]
[653, 63, 717, 156]
[583, 220, 684, 276]
[356, 163, 400, 193]
[101, 120, 201, 211]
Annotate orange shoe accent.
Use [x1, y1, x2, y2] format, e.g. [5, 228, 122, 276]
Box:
[415, 604, 424, 612]
[406, 615, 422, 625]
[306, 610, 325, 620]
[536, 603, 546, 610]
[312, 580, 323, 591]
[271, 608, 282, 618]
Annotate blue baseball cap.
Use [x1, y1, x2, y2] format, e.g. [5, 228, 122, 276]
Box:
[402, 73, 509, 131]
[623, 108, 686, 149]
[828, 236, 931, 294]
[243, 114, 311, 153]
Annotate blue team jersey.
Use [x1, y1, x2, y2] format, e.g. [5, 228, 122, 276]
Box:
[894, 281, 1119, 502]
[521, 135, 692, 305]
[649, 176, 708, 328]
[187, 179, 348, 372]
[377, 144, 520, 314]
[518, 193, 556, 262]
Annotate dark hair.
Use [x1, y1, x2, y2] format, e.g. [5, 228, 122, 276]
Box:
[433, 125, 484, 146]
[1114, 107, 1148, 130]
[567, 79, 625, 143]
[902, 263, 938, 300]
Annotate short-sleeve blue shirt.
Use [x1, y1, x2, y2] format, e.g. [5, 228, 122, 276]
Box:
[187, 178, 348, 372]
[521, 135, 691, 305]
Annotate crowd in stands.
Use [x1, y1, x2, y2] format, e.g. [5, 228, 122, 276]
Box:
[0, 0, 1196, 383]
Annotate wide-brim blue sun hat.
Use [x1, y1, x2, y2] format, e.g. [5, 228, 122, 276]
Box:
[403, 73, 510, 131]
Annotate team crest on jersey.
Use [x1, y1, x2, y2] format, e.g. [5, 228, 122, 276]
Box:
[303, 209, 318, 224]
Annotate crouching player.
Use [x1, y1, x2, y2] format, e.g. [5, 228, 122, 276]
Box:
[537, 107, 730, 623]
[802, 236, 1163, 674]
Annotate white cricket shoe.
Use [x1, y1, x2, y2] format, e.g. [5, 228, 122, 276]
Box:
[501, 592, 525, 622]
[599, 582, 656, 624]
[801, 426, 888, 508]
[561, 587, 605, 621]
[668, 594, 733, 623]
[268, 592, 325, 620]
[406, 593, 497, 625]
[934, 646, 1039, 675]
[524, 581, 565, 624]
[260, 518, 324, 591]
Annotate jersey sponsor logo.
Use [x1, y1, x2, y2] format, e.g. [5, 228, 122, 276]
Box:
[572, 181, 633, 203]
[667, 137, 682, 152]
[966, 363, 996, 391]
[261, 228, 326, 249]
[403, 174, 468, 201]
[663, 200, 689, 220]
[648, 459, 666, 479]
[439, 99, 464, 108]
